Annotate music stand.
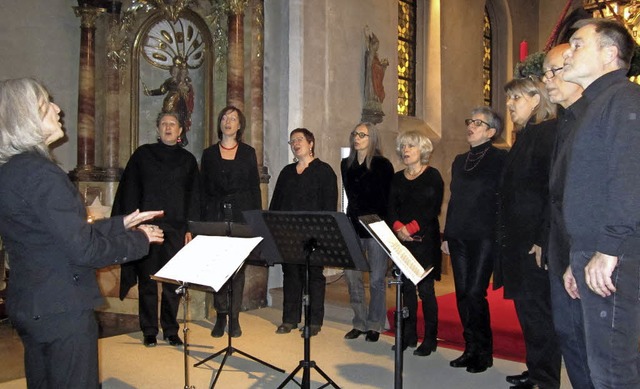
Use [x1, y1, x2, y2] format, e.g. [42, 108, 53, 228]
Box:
[188, 221, 284, 389]
[150, 276, 196, 389]
[358, 214, 433, 389]
[244, 210, 369, 389]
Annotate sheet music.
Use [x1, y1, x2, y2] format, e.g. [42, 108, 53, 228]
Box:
[154, 235, 263, 292]
[365, 220, 433, 285]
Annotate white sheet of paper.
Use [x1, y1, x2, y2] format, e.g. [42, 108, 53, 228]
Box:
[366, 220, 431, 285]
[154, 235, 263, 291]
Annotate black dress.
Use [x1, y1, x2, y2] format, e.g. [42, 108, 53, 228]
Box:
[443, 142, 506, 359]
[113, 141, 201, 338]
[269, 158, 338, 326]
[201, 142, 261, 317]
[388, 166, 443, 347]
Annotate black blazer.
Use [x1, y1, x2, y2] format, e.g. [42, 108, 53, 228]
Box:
[494, 119, 556, 299]
[0, 152, 148, 325]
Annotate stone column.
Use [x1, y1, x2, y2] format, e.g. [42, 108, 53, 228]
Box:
[103, 2, 122, 180]
[227, 2, 245, 110]
[249, 0, 271, 209]
[72, 2, 105, 178]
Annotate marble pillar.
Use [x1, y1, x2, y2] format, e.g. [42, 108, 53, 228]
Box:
[227, 7, 244, 110]
[249, 0, 271, 206]
[103, 4, 121, 181]
[73, 3, 105, 177]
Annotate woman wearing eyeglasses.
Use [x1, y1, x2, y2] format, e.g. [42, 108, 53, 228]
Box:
[388, 130, 443, 355]
[341, 122, 394, 343]
[270, 128, 338, 336]
[495, 77, 561, 389]
[441, 107, 507, 373]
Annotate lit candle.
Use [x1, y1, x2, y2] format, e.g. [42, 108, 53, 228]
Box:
[519, 40, 528, 62]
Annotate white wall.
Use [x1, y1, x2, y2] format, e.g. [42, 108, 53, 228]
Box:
[0, 0, 80, 171]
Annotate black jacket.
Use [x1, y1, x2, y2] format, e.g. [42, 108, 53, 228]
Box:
[0, 152, 148, 323]
[495, 119, 555, 298]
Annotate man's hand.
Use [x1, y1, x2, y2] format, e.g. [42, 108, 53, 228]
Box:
[563, 265, 580, 299]
[585, 251, 618, 297]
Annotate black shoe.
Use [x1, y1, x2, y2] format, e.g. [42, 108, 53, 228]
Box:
[276, 323, 296, 334]
[344, 328, 365, 339]
[230, 318, 242, 338]
[466, 355, 493, 374]
[413, 342, 437, 356]
[365, 330, 380, 342]
[509, 379, 539, 389]
[164, 334, 183, 346]
[506, 371, 529, 385]
[449, 351, 474, 368]
[143, 335, 157, 347]
[301, 325, 321, 337]
[211, 315, 227, 338]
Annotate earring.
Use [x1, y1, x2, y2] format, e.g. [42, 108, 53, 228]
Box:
[177, 136, 182, 144]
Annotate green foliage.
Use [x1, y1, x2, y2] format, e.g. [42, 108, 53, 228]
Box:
[513, 51, 546, 79]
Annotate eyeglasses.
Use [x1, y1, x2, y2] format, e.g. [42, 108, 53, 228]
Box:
[464, 118, 491, 127]
[351, 131, 370, 139]
[288, 137, 305, 145]
[541, 67, 563, 81]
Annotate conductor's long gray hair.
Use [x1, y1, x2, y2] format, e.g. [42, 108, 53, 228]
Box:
[0, 78, 51, 165]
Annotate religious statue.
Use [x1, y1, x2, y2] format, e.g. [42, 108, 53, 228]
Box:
[362, 29, 389, 124]
[141, 17, 205, 146]
[143, 58, 194, 145]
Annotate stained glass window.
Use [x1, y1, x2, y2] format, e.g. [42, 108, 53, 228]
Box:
[483, 7, 492, 106]
[398, 0, 416, 116]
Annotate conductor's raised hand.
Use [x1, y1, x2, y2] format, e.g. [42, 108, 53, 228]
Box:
[123, 209, 164, 229]
[138, 224, 164, 244]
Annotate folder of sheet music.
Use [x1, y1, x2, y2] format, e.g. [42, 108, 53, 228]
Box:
[359, 214, 432, 285]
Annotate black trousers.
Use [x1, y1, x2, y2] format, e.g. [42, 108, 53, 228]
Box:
[136, 231, 182, 337]
[401, 275, 437, 346]
[514, 294, 562, 389]
[213, 265, 245, 317]
[448, 238, 494, 356]
[281, 263, 326, 326]
[15, 309, 99, 389]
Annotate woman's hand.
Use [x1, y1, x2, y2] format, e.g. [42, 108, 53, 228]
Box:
[395, 226, 414, 242]
[123, 209, 164, 229]
[184, 232, 193, 245]
[441, 241, 450, 255]
[528, 244, 543, 268]
[138, 224, 164, 244]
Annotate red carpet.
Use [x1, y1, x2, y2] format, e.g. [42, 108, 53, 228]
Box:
[385, 285, 526, 362]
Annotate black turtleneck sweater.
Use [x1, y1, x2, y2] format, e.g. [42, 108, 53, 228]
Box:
[444, 142, 507, 240]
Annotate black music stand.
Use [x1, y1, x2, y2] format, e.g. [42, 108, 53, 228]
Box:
[188, 221, 284, 389]
[150, 276, 196, 389]
[358, 214, 433, 389]
[244, 210, 369, 389]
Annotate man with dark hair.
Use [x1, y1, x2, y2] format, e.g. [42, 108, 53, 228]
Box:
[542, 43, 593, 389]
[562, 18, 640, 388]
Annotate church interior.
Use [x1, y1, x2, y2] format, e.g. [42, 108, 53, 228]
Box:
[0, 0, 638, 387]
